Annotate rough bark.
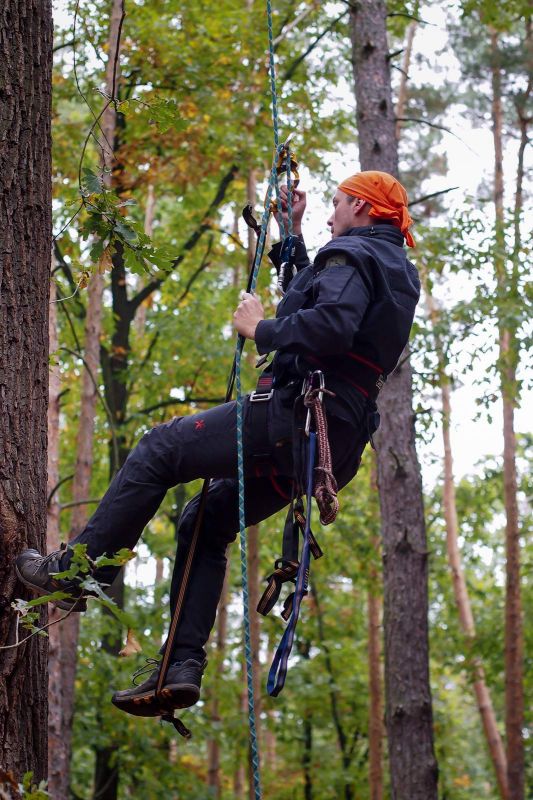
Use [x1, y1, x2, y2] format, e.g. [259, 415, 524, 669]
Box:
[0, 0, 53, 783]
[490, 30, 524, 800]
[348, 4, 438, 798]
[367, 455, 384, 800]
[422, 270, 508, 799]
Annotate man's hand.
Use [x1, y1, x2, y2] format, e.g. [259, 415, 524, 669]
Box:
[275, 185, 306, 236]
[233, 292, 264, 340]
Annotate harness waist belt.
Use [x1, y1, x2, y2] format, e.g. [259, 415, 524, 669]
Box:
[297, 352, 385, 401]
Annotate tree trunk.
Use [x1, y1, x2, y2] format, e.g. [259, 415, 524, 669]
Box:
[310, 584, 354, 800]
[348, 4, 439, 798]
[134, 183, 156, 335]
[490, 30, 524, 800]
[247, 523, 262, 800]
[421, 269, 508, 799]
[395, 22, 417, 141]
[298, 638, 313, 800]
[0, 0, 53, 784]
[367, 456, 384, 800]
[47, 275, 69, 796]
[90, 4, 127, 798]
[207, 566, 230, 797]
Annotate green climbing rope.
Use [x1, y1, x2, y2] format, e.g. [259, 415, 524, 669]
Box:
[235, 2, 295, 797]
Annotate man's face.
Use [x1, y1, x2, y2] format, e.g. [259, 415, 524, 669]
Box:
[327, 189, 358, 238]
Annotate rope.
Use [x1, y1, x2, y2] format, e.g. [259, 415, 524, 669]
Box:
[303, 387, 339, 525]
[234, 2, 293, 797]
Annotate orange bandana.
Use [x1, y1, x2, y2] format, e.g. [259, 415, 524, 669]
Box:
[338, 171, 415, 247]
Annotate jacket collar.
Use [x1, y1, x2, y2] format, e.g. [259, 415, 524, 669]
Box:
[343, 224, 405, 247]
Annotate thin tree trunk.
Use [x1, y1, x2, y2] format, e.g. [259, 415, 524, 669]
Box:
[234, 678, 248, 799]
[90, 4, 126, 798]
[299, 639, 313, 800]
[367, 455, 384, 800]
[47, 275, 68, 796]
[310, 583, 354, 800]
[207, 566, 230, 796]
[247, 522, 262, 800]
[0, 0, 53, 783]
[395, 22, 417, 140]
[264, 638, 277, 774]
[134, 183, 156, 335]
[421, 270, 508, 799]
[490, 30, 524, 800]
[348, 4, 438, 798]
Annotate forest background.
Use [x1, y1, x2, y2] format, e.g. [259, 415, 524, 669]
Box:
[0, 0, 530, 798]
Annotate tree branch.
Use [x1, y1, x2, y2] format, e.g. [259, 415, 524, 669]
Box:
[409, 186, 460, 207]
[282, 11, 348, 82]
[273, 4, 317, 50]
[129, 165, 239, 312]
[53, 38, 75, 53]
[47, 474, 75, 507]
[124, 396, 225, 424]
[60, 499, 101, 511]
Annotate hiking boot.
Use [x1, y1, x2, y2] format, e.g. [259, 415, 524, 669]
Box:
[111, 657, 207, 717]
[15, 547, 87, 612]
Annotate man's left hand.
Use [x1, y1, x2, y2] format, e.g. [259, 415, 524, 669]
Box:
[233, 292, 264, 340]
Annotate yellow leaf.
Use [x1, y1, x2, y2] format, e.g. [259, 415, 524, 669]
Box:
[119, 629, 142, 658]
[78, 270, 91, 289]
[98, 246, 113, 274]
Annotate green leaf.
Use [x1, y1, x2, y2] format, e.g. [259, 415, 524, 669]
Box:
[93, 548, 136, 568]
[81, 167, 104, 196]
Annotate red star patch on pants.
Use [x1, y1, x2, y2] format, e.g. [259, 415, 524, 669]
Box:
[195, 419, 205, 431]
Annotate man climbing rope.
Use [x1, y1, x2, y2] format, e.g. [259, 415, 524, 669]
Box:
[16, 170, 420, 718]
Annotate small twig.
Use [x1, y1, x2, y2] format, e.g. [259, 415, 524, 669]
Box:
[53, 38, 75, 53]
[282, 11, 348, 82]
[397, 117, 479, 154]
[60, 498, 101, 511]
[409, 186, 460, 208]
[0, 604, 79, 651]
[47, 473, 74, 506]
[273, 4, 317, 49]
[52, 201, 84, 242]
[387, 12, 437, 25]
[123, 396, 225, 424]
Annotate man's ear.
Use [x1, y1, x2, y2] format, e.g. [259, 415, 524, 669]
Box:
[352, 197, 367, 216]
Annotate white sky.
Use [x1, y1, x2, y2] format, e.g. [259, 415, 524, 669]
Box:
[52, 1, 530, 488]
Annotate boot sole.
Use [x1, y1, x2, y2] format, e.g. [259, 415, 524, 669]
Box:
[15, 566, 87, 612]
[111, 683, 200, 718]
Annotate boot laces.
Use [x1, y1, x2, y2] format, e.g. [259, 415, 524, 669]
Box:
[132, 657, 160, 686]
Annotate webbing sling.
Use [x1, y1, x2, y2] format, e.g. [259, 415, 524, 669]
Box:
[267, 431, 316, 696]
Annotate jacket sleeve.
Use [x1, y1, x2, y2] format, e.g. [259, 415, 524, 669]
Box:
[267, 235, 311, 273]
[255, 257, 374, 356]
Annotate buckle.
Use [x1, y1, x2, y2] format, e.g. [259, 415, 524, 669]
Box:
[250, 389, 273, 402]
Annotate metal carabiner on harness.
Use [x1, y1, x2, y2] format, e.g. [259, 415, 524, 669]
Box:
[303, 370, 325, 436]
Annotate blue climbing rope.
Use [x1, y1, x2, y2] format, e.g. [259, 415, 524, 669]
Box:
[234, 1, 297, 797]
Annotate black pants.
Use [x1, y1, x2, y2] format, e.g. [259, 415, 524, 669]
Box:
[68, 389, 368, 661]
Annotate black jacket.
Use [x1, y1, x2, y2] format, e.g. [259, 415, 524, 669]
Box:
[256, 225, 420, 424]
